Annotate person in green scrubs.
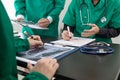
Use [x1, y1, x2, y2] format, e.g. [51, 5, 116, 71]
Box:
[0, 1, 59, 80]
[62, 0, 120, 43]
[14, 0, 65, 38]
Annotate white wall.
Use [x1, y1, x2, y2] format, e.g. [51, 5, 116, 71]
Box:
[58, 0, 72, 33]
[1, 0, 120, 44]
[1, 0, 16, 19]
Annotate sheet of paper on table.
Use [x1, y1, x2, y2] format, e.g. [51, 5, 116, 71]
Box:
[51, 37, 95, 47]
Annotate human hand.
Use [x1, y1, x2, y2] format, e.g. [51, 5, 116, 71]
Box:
[17, 17, 24, 21]
[61, 30, 73, 41]
[38, 18, 50, 28]
[24, 62, 33, 73]
[28, 58, 59, 80]
[81, 24, 100, 37]
[16, 15, 24, 21]
[28, 35, 43, 48]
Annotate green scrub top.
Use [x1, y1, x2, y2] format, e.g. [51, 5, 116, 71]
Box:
[63, 0, 120, 43]
[14, 0, 65, 38]
[0, 1, 48, 80]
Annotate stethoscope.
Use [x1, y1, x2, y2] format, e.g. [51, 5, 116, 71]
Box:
[80, 0, 107, 25]
[80, 42, 114, 54]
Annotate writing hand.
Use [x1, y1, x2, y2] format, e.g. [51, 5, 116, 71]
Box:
[62, 30, 73, 41]
[28, 35, 43, 48]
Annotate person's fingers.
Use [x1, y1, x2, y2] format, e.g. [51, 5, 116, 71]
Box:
[48, 59, 57, 64]
[31, 58, 59, 80]
[17, 18, 24, 21]
[24, 68, 30, 73]
[38, 18, 49, 24]
[37, 57, 52, 64]
[81, 32, 90, 37]
[34, 40, 43, 46]
[38, 18, 44, 23]
[83, 30, 93, 33]
[50, 59, 59, 69]
[24, 62, 34, 73]
[62, 31, 72, 40]
[40, 22, 49, 27]
[27, 63, 33, 69]
[88, 23, 96, 27]
[29, 38, 44, 48]
[53, 63, 59, 70]
[32, 35, 41, 40]
[27, 62, 34, 70]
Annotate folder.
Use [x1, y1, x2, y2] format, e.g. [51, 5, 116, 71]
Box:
[16, 43, 79, 64]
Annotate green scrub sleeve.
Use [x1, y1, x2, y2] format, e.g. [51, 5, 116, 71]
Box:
[48, 0, 65, 21]
[23, 72, 48, 80]
[62, 0, 76, 26]
[14, 0, 26, 16]
[14, 37, 30, 53]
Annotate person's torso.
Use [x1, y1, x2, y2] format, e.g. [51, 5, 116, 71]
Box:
[64, 0, 120, 43]
[25, 0, 54, 22]
[23, 0, 58, 38]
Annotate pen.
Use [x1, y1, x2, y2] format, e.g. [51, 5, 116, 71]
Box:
[24, 31, 45, 48]
[23, 31, 34, 39]
[67, 26, 71, 38]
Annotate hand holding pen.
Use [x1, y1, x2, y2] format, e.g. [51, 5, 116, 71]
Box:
[62, 26, 73, 41]
[23, 31, 44, 48]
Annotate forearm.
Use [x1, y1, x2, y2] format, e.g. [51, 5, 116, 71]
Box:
[96, 28, 120, 38]
[14, 0, 25, 16]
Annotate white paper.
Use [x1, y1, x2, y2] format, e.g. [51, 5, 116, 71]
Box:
[51, 37, 95, 47]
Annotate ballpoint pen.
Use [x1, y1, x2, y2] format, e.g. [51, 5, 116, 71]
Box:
[67, 26, 71, 38]
[23, 31, 34, 39]
[24, 31, 45, 48]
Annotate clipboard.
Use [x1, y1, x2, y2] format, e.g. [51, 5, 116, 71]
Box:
[11, 19, 48, 30]
[16, 43, 79, 64]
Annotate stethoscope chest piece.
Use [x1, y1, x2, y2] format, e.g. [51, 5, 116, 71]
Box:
[101, 17, 107, 23]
